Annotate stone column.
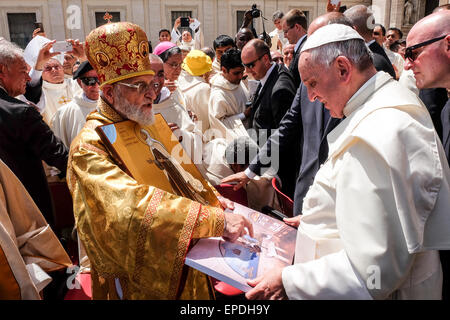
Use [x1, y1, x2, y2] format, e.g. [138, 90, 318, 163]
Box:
[65, 0, 85, 42]
[131, 0, 146, 31]
[371, 0, 392, 27]
[202, 0, 216, 49]
[147, 0, 162, 49]
[48, 0, 66, 40]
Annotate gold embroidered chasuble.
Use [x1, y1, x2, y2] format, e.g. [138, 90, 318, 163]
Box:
[67, 98, 225, 299]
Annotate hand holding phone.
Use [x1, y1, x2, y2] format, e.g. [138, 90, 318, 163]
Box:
[180, 17, 190, 28]
[34, 22, 44, 33]
[53, 41, 73, 52]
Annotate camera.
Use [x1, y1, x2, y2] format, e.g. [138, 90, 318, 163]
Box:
[251, 4, 261, 18]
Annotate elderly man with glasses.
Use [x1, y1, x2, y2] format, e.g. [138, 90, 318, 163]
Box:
[67, 22, 252, 300]
[51, 61, 99, 148]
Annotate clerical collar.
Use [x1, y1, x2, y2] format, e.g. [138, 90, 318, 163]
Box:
[343, 72, 391, 117]
[260, 62, 276, 90]
[82, 92, 97, 104]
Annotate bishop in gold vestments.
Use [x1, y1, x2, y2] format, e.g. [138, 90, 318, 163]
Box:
[67, 22, 233, 300]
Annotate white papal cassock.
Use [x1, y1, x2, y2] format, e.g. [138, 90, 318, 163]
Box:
[282, 72, 450, 299]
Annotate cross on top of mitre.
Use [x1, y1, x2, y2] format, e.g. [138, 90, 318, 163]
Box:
[103, 12, 113, 23]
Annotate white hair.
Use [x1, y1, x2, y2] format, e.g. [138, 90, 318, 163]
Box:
[0, 40, 23, 67]
[306, 38, 373, 71]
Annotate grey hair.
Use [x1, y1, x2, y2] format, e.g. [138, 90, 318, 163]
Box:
[272, 10, 284, 22]
[306, 38, 373, 71]
[0, 40, 23, 67]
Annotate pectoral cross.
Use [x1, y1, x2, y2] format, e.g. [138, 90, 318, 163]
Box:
[103, 12, 113, 23]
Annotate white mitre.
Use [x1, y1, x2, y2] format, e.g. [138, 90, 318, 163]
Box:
[301, 24, 364, 52]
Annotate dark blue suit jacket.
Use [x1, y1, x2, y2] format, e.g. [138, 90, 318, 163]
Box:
[249, 83, 342, 215]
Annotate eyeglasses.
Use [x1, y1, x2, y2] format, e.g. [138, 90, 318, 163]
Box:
[243, 54, 266, 69]
[118, 81, 158, 94]
[373, 32, 380, 36]
[79, 77, 100, 86]
[404, 35, 447, 62]
[283, 24, 295, 35]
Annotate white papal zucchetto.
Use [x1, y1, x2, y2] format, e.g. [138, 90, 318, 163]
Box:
[301, 24, 365, 53]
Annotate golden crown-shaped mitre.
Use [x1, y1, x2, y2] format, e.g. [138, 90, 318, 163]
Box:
[84, 22, 154, 88]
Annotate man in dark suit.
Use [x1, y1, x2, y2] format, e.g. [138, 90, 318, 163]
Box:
[281, 9, 308, 88]
[344, 5, 396, 79]
[0, 40, 68, 227]
[241, 39, 297, 195]
[242, 39, 296, 134]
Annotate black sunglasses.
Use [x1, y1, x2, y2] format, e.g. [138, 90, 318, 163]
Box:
[80, 76, 100, 86]
[243, 54, 266, 69]
[404, 35, 447, 62]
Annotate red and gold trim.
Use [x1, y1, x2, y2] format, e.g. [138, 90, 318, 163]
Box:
[132, 188, 164, 283]
[167, 202, 201, 299]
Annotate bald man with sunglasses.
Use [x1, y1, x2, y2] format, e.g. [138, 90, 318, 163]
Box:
[405, 9, 450, 301]
[404, 10, 450, 164]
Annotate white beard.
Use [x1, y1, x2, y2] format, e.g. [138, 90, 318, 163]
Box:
[113, 90, 155, 126]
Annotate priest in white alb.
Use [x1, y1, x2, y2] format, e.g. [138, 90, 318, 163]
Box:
[208, 48, 251, 142]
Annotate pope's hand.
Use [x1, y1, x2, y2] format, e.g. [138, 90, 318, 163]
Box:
[221, 171, 250, 191]
[223, 211, 253, 243]
[246, 266, 288, 300]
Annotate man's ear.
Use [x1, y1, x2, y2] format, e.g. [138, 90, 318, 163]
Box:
[0, 63, 6, 76]
[334, 56, 352, 82]
[101, 84, 114, 105]
[221, 66, 227, 74]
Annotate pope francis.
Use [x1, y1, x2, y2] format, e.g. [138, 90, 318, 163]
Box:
[67, 22, 252, 300]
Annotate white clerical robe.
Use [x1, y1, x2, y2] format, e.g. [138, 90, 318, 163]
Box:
[0, 159, 71, 299]
[50, 93, 97, 148]
[282, 72, 450, 300]
[40, 79, 80, 125]
[177, 70, 211, 134]
[384, 47, 405, 79]
[153, 89, 204, 168]
[269, 28, 288, 52]
[208, 73, 250, 142]
[202, 138, 281, 212]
